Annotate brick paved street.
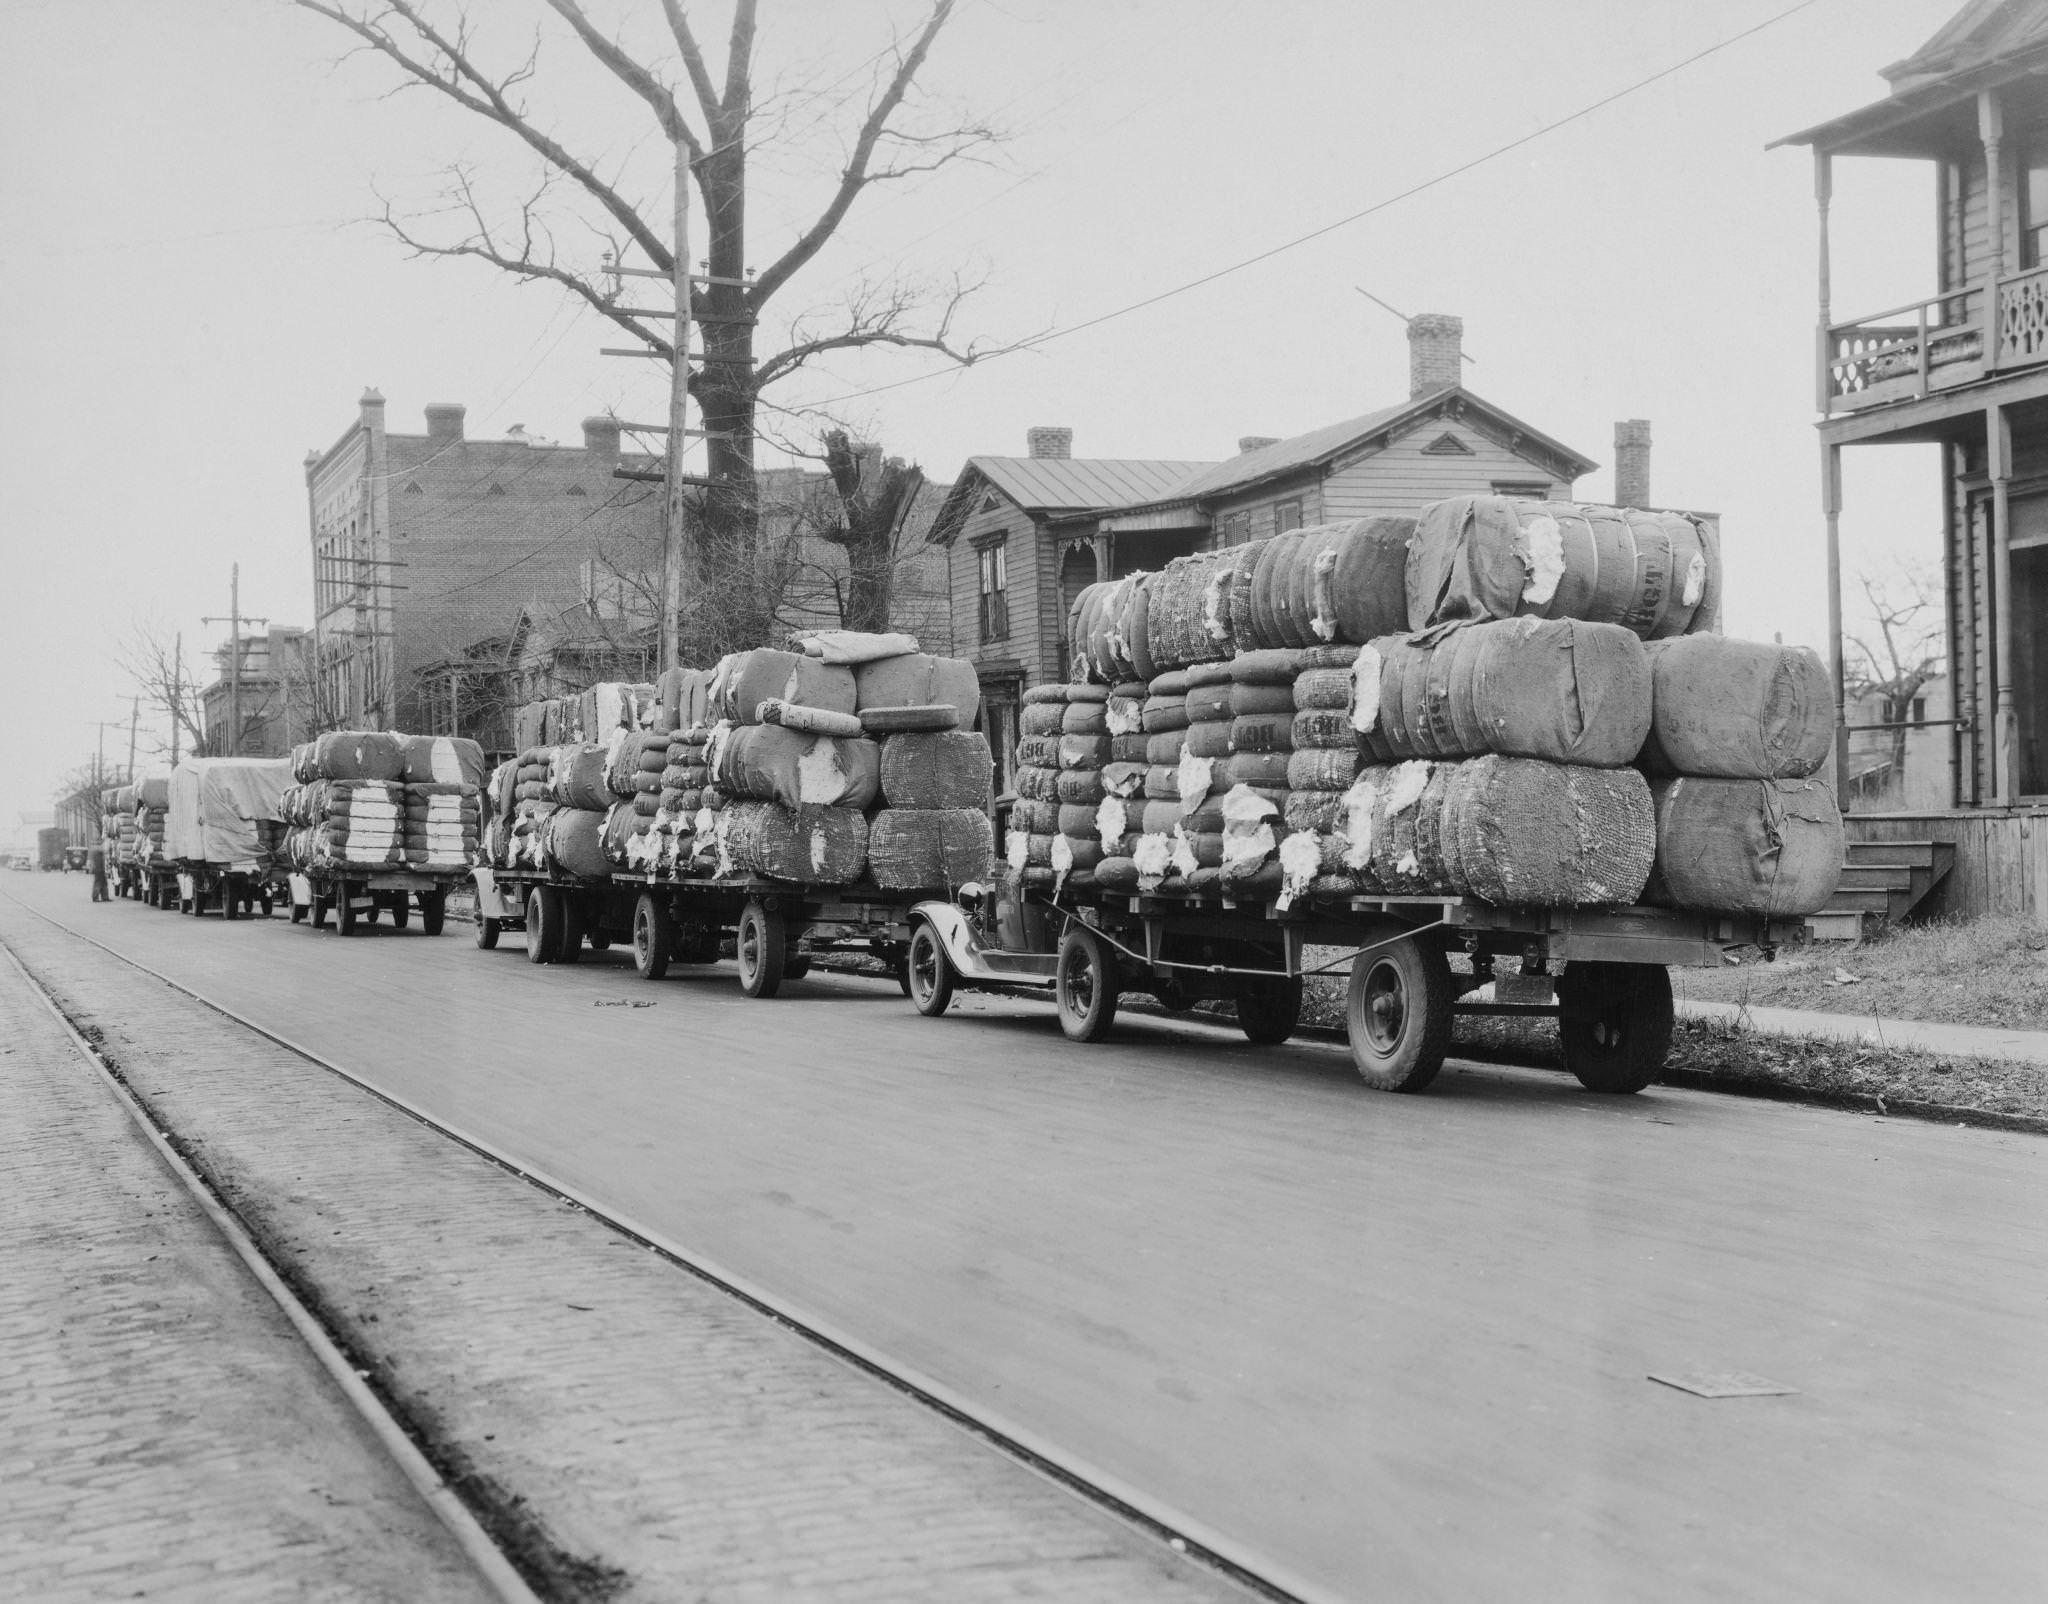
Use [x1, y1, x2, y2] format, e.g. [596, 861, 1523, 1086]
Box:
[0, 949, 499, 1604]
[0, 895, 1245, 1603]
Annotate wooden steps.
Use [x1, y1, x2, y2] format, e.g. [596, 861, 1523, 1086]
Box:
[1807, 839, 1956, 941]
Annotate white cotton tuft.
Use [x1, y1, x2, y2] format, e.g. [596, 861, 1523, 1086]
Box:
[1220, 782, 1277, 826]
[1385, 759, 1432, 816]
[1277, 830, 1321, 909]
[1170, 824, 1200, 878]
[1682, 552, 1707, 608]
[1106, 696, 1143, 736]
[1519, 513, 1566, 607]
[1349, 644, 1382, 734]
[1341, 774, 1378, 871]
[1310, 546, 1340, 641]
[1177, 751, 1215, 813]
[1096, 796, 1128, 852]
[1006, 829, 1029, 873]
[1221, 821, 1275, 869]
[1133, 832, 1173, 889]
[1202, 564, 1231, 642]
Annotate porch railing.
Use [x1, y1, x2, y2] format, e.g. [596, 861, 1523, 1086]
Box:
[1824, 288, 1980, 409]
[1826, 268, 2048, 414]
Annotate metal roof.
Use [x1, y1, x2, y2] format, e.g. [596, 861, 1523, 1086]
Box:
[972, 456, 1219, 511]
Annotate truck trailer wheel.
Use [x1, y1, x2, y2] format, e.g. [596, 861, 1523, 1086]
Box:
[336, 892, 358, 937]
[1055, 925, 1119, 1043]
[906, 922, 954, 1017]
[1234, 973, 1303, 1046]
[736, 900, 786, 998]
[1557, 962, 1673, 1094]
[632, 892, 672, 980]
[1345, 927, 1453, 1093]
[419, 889, 446, 936]
[527, 887, 564, 964]
[475, 915, 500, 949]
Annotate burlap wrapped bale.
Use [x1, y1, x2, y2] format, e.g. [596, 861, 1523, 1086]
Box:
[1288, 747, 1362, 792]
[1062, 701, 1109, 735]
[1310, 516, 1417, 645]
[1284, 790, 1346, 833]
[539, 806, 612, 881]
[1144, 730, 1187, 765]
[309, 731, 408, 783]
[513, 702, 548, 754]
[1016, 733, 1061, 769]
[1294, 667, 1355, 711]
[1225, 750, 1291, 788]
[859, 704, 960, 735]
[854, 652, 979, 724]
[1057, 802, 1103, 837]
[1409, 496, 1721, 638]
[1640, 636, 1834, 779]
[1214, 540, 1264, 654]
[1436, 756, 1656, 907]
[1185, 680, 1234, 724]
[1010, 798, 1058, 833]
[1141, 694, 1190, 733]
[1184, 719, 1234, 760]
[546, 745, 614, 811]
[715, 724, 880, 810]
[1141, 799, 1183, 834]
[719, 801, 869, 885]
[1359, 617, 1652, 768]
[867, 808, 994, 890]
[1245, 531, 1308, 649]
[1059, 733, 1112, 770]
[1145, 551, 1230, 670]
[1292, 708, 1356, 749]
[1101, 760, 1148, 798]
[1645, 776, 1842, 916]
[1055, 769, 1106, 805]
[397, 734, 485, 788]
[1021, 701, 1066, 737]
[879, 730, 993, 811]
[1230, 712, 1294, 754]
[1144, 763, 1180, 799]
[1016, 765, 1060, 801]
[759, 698, 866, 738]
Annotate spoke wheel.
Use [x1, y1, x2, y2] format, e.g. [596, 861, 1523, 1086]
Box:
[1055, 925, 1119, 1042]
[1557, 962, 1673, 1094]
[633, 892, 672, 980]
[419, 890, 446, 936]
[736, 900, 786, 999]
[1345, 928, 1452, 1093]
[907, 923, 954, 1017]
[1235, 973, 1303, 1046]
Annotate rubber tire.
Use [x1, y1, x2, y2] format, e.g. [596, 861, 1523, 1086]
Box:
[222, 887, 238, 921]
[555, 895, 583, 966]
[290, 901, 305, 924]
[1235, 973, 1303, 1046]
[388, 897, 409, 931]
[587, 930, 612, 952]
[419, 890, 446, 937]
[259, 892, 274, 918]
[633, 892, 672, 980]
[1345, 928, 1453, 1092]
[312, 895, 330, 930]
[527, 886, 564, 965]
[907, 922, 954, 1017]
[476, 915, 501, 950]
[736, 901, 786, 999]
[784, 952, 811, 981]
[337, 892, 358, 937]
[1558, 962, 1674, 1094]
[1055, 925, 1119, 1043]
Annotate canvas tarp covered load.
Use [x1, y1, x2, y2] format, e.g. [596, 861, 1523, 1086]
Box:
[1407, 496, 1721, 639]
[164, 758, 291, 867]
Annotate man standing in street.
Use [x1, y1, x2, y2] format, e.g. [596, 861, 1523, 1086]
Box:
[87, 841, 109, 902]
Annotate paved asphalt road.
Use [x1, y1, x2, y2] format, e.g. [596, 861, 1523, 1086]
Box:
[11, 873, 2046, 1603]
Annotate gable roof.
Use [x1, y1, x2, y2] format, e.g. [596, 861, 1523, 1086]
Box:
[1155, 386, 1594, 507]
[928, 456, 1217, 544]
[1771, 0, 2048, 156]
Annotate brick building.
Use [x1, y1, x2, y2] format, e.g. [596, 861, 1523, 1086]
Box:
[199, 624, 313, 758]
[928, 316, 1597, 789]
[305, 394, 665, 748]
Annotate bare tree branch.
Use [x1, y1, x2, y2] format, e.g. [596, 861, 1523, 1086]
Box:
[290, 0, 676, 270]
[541, 0, 702, 158]
[656, 0, 724, 124]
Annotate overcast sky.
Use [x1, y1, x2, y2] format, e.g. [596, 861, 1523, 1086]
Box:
[0, 0, 1961, 834]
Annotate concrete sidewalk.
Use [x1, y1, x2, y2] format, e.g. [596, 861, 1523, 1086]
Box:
[0, 952, 499, 1603]
[1676, 996, 2048, 1065]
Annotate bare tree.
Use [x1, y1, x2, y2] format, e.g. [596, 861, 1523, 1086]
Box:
[1846, 559, 1946, 788]
[113, 621, 214, 762]
[816, 430, 926, 633]
[290, 0, 1011, 659]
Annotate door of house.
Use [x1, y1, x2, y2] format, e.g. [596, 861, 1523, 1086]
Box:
[2009, 490, 2048, 796]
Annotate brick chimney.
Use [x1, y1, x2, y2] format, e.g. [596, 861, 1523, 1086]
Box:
[581, 416, 621, 461]
[424, 403, 466, 445]
[1026, 426, 1073, 459]
[359, 387, 385, 426]
[1407, 314, 1463, 399]
[1238, 435, 1281, 454]
[1613, 419, 1652, 508]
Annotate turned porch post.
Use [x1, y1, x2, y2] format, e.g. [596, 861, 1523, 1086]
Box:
[1814, 149, 1834, 412]
[1991, 403, 2017, 802]
[1823, 443, 1849, 799]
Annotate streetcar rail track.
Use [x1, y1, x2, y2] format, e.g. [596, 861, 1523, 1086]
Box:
[2, 891, 1316, 1604]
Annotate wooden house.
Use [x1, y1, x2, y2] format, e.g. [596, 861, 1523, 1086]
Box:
[927, 316, 1597, 792]
[1776, 0, 2048, 920]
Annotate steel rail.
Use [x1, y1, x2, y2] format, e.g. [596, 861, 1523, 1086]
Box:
[1, 891, 1321, 1604]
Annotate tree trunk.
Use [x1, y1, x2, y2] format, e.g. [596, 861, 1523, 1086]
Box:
[824, 432, 923, 635]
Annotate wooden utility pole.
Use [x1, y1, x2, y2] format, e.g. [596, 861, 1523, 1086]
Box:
[126, 696, 139, 783]
[203, 566, 269, 758]
[661, 141, 696, 677]
[171, 633, 182, 765]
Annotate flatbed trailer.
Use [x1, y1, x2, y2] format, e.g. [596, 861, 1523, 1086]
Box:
[139, 858, 286, 918]
[905, 881, 1804, 1096]
[286, 866, 463, 936]
[474, 865, 920, 998]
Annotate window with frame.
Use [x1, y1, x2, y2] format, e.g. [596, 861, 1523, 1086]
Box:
[977, 539, 1009, 643]
[1491, 480, 1551, 500]
[1272, 499, 1303, 535]
[1220, 511, 1252, 546]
